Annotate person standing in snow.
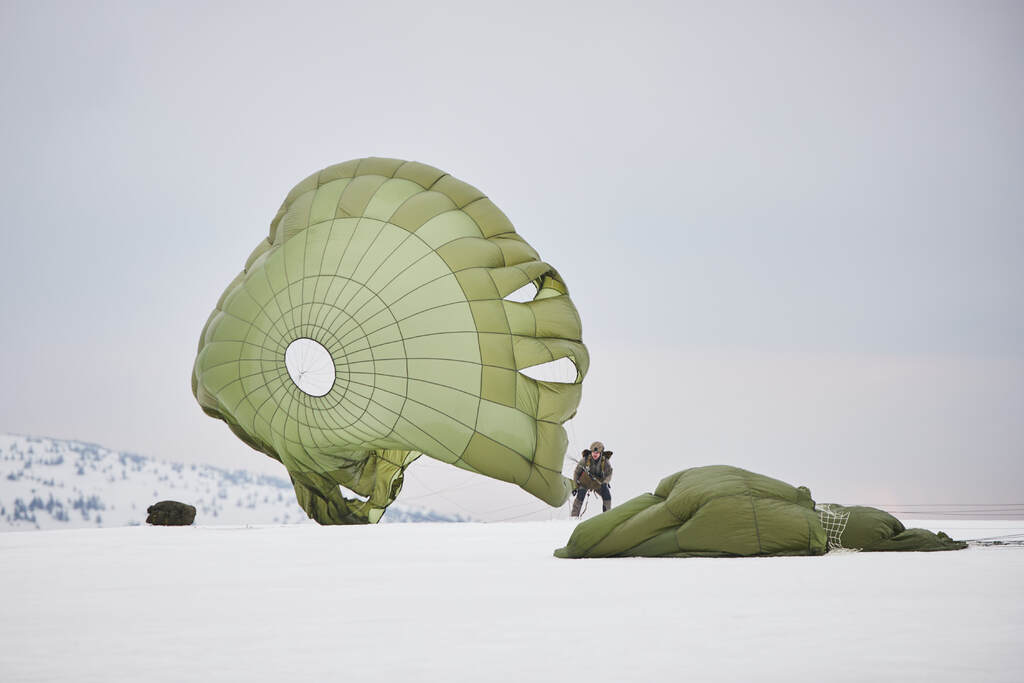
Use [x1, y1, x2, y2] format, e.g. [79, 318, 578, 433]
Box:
[571, 441, 613, 517]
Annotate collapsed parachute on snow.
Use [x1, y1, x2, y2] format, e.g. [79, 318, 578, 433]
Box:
[554, 466, 966, 558]
[193, 158, 588, 524]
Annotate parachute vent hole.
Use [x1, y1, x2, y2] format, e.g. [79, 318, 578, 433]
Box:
[285, 338, 336, 397]
[520, 357, 578, 383]
[504, 283, 537, 303]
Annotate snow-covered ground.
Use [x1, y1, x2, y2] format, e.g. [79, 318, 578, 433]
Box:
[2, 433, 1021, 681]
[1, 519, 1021, 682]
[0, 434, 466, 529]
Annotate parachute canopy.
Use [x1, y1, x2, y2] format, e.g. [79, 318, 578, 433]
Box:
[816, 503, 967, 552]
[193, 157, 588, 524]
[554, 465, 966, 558]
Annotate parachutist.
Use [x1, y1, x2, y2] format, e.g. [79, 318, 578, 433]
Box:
[571, 441, 612, 517]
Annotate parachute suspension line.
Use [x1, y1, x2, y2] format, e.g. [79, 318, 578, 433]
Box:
[579, 489, 591, 517]
[964, 532, 1024, 547]
[566, 417, 578, 459]
[967, 539, 1024, 547]
[398, 477, 491, 503]
[401, 466, 478, 517]
[488, 505, 554, 522]
[965, 531, 1024, 542]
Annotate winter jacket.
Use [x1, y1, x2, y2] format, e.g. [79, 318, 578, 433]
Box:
[574, 450, 613, 491]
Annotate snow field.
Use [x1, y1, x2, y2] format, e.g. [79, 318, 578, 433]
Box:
[1, 520, 1021, 682]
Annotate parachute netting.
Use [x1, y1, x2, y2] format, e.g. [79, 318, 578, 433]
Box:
[816, 503, 853, 551]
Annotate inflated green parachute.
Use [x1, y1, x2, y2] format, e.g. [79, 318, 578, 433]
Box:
[193, 157, 588, 524]
[555, 466, 965, 558]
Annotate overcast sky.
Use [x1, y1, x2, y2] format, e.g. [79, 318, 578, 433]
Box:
[2, 1, 1021, 521]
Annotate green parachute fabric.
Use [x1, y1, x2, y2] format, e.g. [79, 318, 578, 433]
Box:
[816, 504, 967, 552]
[554, 465, 967, 558]
[555, 466, 827, 558]
[193, 158, 588, 524]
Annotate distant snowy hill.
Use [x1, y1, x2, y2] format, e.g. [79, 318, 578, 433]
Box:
[0, 434, 468, 531]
